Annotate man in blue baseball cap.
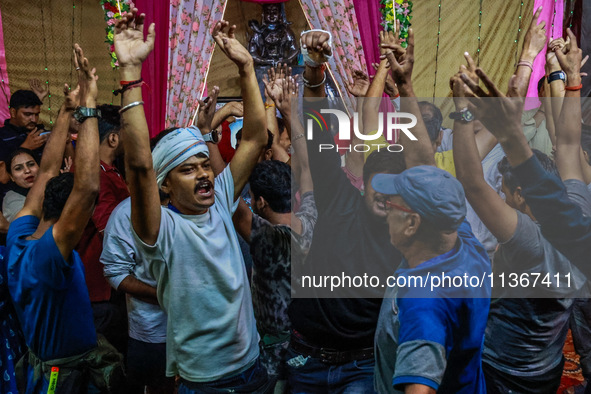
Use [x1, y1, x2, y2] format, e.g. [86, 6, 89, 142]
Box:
[371, 165, 491, 394]
[373, 30, 491, 393]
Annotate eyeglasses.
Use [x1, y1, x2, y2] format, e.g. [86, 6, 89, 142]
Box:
[385, 200, 414, 213]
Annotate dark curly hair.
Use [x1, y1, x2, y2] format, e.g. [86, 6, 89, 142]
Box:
[363, 150, 406, 188]
[42, 173, 74, 221]
[498, 149, 558, 194]
[97, 104, 122, 144]
[249, 160, 292, 213]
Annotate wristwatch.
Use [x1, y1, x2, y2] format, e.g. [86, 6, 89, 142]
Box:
[73, 106, 101, 123]
[203, 129, 220, 144]
[547, 70, 567, 84]
[449, 108, 475, 123]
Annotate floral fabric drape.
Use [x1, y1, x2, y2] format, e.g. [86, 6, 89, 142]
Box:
[299, 0, 366, 113]
[166, 0, 227, 127]
[0, 8, 10, 122]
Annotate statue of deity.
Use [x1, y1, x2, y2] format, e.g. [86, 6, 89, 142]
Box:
[248, 3, 299, 66]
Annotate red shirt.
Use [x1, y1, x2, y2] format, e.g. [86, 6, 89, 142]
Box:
[76, 161, 129, 302]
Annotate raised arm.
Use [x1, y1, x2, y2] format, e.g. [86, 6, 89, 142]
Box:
[52, 44, 100, 259]
[344, 69, 371, 180]
[553, 29, 584, 182]
[461, 68, 532, 168]
[113, 9, 159, 245]
[196, 86, 226, 176]
[212, 21, 267, 201]
[15, 77, 79, 220]
[274, 76, 313, 195]
[507, 6, 546, 98]
[263, 63, 291, 163]
[300, 30, 332, 98]
[384, 28, 435, 168]
[451, 76, 517, 242]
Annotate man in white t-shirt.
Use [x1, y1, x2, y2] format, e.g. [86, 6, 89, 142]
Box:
[101, 197, 171, 393]
[111, 10, 271, 392]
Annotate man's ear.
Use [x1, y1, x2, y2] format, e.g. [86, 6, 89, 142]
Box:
[160, 177, 171, 194]
[265, 148, 273, 161]
[9, 107, 16, 119]
[404, 213, 421, 238]
[255, 195, 268, 212]
[514, 186, 526, 207]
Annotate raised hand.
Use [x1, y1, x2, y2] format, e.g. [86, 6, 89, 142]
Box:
[114, 8, 155, 68]
[74, 44, 98, 105]
[301, 30, 332, 65]
[346, 70, 370, 97]
[263, 63, 290, 102]
[459, 68, 524, 141]
[521, 6, 547, 62]
[63, 83, 80, 111]
[379, 21, 405, 59]
[196, 86, 220, 134]
[212, 20, 253, 68]
[383, 28, 415, 90]
[60, 156, 73, 174]
[555, 28, 583, 85]
[371, 63, 399, 98]
[450, 52, 479, 95]
[549, 37, 567, 53]
[29, 78, 48, 102]
[276, 76, 299, 116]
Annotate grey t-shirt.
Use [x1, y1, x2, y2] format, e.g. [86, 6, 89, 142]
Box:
[250, 192, 317, 336]
[101, 197, 167, 343]
[564, 178, 591, 217]
[132, 166, 259, 382]
[2, 190, 25, 223]
[484, 211, 586, 377]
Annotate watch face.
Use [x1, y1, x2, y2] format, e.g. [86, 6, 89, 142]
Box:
[462, 111, 475, 122]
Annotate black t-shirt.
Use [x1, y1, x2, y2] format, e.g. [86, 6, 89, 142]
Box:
[288, 104, 402, 350]
[0, 119, 45, 164]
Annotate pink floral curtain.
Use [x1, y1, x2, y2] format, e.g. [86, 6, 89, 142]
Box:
[299, 0, 366, 113]
[166, 0, 227, 127]
[0, 7, 10, 121]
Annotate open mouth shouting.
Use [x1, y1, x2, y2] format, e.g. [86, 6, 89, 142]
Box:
[195, 180, 213, 198]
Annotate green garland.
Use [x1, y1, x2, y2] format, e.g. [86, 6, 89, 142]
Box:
[100, 0, 135, 68]
[380, 0, 413, 48]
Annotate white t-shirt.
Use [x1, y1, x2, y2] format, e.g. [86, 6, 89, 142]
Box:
[132, 166, 259, 382]
[101, 197, 167, 343]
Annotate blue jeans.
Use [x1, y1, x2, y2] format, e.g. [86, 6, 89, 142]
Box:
[178, 358, 273, 394]
[285, 347, 376, 394]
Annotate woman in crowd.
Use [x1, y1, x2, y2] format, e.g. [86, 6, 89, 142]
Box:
[2, 148, 39, 223]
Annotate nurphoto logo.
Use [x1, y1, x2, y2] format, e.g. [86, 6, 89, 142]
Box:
[305, 108, 418, 153]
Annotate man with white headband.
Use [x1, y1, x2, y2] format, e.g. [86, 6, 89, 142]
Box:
[112, 9, 271, 393]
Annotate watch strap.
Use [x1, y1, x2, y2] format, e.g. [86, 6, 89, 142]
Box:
[547, 71, 566, 84]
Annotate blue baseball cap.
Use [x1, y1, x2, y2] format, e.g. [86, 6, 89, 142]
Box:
[371, 165, 466, 230]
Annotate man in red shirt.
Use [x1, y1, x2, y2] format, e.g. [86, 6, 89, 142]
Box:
[76, 104, 129, 354]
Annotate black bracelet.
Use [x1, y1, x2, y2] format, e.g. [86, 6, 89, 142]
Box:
[114, 78, 143, 96]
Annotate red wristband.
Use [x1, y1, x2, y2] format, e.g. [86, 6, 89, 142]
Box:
[565, 84, 583, 91]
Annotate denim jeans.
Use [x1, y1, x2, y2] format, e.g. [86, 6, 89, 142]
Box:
[178, 358, 273, 394]
[285, 347, 376, 394]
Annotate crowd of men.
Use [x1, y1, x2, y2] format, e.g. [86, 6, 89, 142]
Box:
[0, 4, 590, 394]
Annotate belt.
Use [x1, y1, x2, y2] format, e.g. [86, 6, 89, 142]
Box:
[290, 335, 374, 365]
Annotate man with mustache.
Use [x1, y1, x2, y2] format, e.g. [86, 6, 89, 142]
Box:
[111, 9, 272, 392]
